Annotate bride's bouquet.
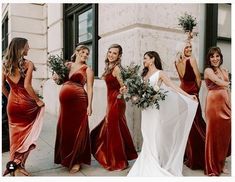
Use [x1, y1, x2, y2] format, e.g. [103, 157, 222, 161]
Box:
[48, 54, 69, 85]
[120, 63, 168, 110]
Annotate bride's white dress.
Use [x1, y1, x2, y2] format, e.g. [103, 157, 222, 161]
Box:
[128, 71, 198, 176]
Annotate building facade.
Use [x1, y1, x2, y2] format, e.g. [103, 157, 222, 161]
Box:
[1, 3, 231, 150]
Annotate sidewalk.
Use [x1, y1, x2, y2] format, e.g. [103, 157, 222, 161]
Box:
[2, 112, 231, 176]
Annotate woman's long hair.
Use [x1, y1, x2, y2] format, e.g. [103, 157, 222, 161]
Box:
[101, 44, 123, 78]
[206, 46, 223, 70]
[3, 37, 29, 77]
[141, 51, 163, 77]
[70, 45, 90, 63]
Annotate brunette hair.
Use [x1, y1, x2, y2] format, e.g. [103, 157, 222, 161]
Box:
[141, 51, 163, 77]
[102, 44, 123, 78]
[3, 37, 30, 77]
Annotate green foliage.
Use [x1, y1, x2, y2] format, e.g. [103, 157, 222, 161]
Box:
[47, 54, 69, 85]
[178, 12, 197, 32]
[120, 63, 168, 110]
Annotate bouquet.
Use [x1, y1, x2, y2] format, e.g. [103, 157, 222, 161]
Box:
[178, 12, 197, 32]
[48, 54, 69, 85]
[120, 63, 168, 110]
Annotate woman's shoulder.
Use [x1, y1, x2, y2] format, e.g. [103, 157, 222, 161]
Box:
[113, 65, 121, 71]
[158, 70, 164, 75]
[112, 65, 121, 74]
[24, 59, 34, 68]
[85, 65, 93, 72]
[204, 67, 212, 72]
[204, 67, 214, 76]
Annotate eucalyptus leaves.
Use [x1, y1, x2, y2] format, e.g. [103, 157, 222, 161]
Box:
[178, 12, 197, 38]
[48, 54, 69, 85]
[120, 63, 167, 110]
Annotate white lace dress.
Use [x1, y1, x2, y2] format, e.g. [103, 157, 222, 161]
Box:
[128, 71, 198, 176]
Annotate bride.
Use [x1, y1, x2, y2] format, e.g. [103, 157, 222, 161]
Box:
[127, 51, 198, 176]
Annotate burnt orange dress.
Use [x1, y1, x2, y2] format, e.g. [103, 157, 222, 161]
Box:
[90, 71, 138, 171]
[204, 70, 231, 176]
[4, 73, 44, 175]
[175, 59, 206, 169]
[54, 65, 91, 169]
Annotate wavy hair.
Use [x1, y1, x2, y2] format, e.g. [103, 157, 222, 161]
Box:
[141, 51, 163, 77]
[101, 44, 123, 78]
[3, 37, 30, 77]
[70, 45, 90, 63]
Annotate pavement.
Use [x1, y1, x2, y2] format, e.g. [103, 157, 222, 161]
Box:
[1, 112, 231, 177]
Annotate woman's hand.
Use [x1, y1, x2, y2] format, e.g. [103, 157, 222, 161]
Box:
[119, 85, 127, 94]
[65, 62, 72, 69]
[87, 106, 92, 116]
[36, 99, 45, 107]
[52, 73, 60, 81]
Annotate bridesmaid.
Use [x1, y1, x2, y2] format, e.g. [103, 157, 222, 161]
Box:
[2, 37, 45, 176]
[175, 40, 206, 170]
[54, 45, 94, 173]
[204, 47, 231, 176]
[90, 44, 138, 171]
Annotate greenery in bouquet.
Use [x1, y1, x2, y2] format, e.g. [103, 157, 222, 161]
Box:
[120, 63, 168, 110]
[48, 54, 69, 85]
[178, 12, 197, 33]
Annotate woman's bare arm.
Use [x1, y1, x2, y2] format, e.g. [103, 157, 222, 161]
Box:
[190, 57, 201, 89]
[2, 72, 9, 98]
[86, 67, 94, 116]
[159, 71, 197, 101]
[204, 68, 230, 87]
[24, 61, 44, 107]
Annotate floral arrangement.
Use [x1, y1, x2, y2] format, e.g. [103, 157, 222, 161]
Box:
[178, 12, 197, 32]
[47, 54, 69, 85]
[120, 63, 168, 110]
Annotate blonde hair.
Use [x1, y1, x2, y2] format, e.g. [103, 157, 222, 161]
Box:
[102, 44, 123, 78]
[70, 45, 90, 62]
[3, 37, 30, 77]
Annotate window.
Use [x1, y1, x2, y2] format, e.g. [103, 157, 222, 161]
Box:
[2, 14, 8, 55]
[64, 4, 98, 76]
[205, 4, 231, 72]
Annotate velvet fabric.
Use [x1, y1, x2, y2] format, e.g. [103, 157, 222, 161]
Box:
[54, 66, 91, 169]
[90, 71, 137, 171]
[4, 75, 44, 175]
[175, 59, 206, 169]
[204, 74, 231, 176]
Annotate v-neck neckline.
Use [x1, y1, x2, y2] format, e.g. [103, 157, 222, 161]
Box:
[69, 64, 87, 79]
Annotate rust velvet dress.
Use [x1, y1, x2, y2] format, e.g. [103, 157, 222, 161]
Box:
[175, 59, 206, 169]
[54, 66, 91, 169]
[204, 71, 231, 176]
[4, 74, 44, 175]
[90, 71, 138, 171]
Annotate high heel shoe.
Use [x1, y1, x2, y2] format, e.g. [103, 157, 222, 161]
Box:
[3, 161, 30, 176]
[3, 161, 17, 176]
[16, 167, 30, 176]
[69, 164, 81, 174]
[14, 168, 30, 176]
